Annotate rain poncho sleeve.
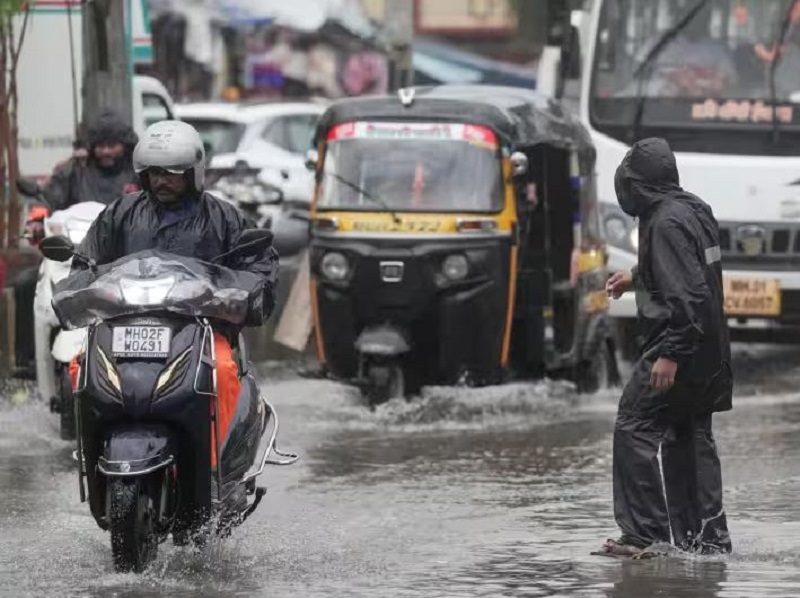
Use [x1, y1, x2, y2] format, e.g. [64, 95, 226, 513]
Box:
[650, 215, 709, 365]
[220, 206, 280, 319]
[44, 159, 76, 212]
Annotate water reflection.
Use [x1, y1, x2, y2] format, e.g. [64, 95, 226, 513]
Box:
[603, 558, 728, 598]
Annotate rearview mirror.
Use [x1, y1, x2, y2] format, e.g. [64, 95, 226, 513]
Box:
[510, 152, 529, 178]
[40, 234, 75, 262]
[305, 149, 319, 172]
[17, 177, 42, 198]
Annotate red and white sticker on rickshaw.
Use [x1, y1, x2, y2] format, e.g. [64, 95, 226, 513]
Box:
[327, 121, 497, 148]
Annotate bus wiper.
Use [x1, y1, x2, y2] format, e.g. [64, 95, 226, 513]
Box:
[769, 0, 797, 145]
[325, 171, 402, 225]
[630, 0, 709, 143]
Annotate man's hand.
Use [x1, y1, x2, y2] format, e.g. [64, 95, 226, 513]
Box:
[606, 271, 634, 299]
[650, 358, 678, 393]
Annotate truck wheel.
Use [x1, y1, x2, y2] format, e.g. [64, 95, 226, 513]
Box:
[577, 337, 620, 394]
[614, 318, 640, 364]
[109, 477, 158, 573]
[58, 367, 76, 441]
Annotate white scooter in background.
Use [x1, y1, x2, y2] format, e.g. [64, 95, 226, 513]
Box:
[19, 178, 106, 439]
[37, 201, 105, 439]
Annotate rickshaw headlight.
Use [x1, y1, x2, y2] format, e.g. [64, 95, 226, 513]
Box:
[321, 252, 350, 281]
[442, 254, 469, 281]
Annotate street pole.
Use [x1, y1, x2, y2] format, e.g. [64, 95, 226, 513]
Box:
[385, 0, 414, 91]
[81, 0, 133, 138]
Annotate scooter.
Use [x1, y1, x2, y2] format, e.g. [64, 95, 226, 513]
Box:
[41, 229, 297, 573]
[207, 159, 284, 228]
[18, 178, 106, 439]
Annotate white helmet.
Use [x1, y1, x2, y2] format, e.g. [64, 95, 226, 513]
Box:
[133, 120, 205, 191]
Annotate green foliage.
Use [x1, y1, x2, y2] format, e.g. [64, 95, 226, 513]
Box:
[0, 0, 25, 19]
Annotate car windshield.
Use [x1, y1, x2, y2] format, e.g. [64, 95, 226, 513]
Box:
[318, 121, 503, 213]
[52, 250, 266, 329]
[592, 0, 800, 124]
[181, 118, 246, 154]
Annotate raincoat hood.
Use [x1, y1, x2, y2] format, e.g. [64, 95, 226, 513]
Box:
[614, 137, 680, 217]
[87, 109, 138, 152]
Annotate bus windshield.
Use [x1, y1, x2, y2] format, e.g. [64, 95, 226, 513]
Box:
[591, 0, 800, 129]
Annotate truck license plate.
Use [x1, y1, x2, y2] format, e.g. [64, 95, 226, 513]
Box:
[112, 326, 172, 358]
[723, 278, 781, 317]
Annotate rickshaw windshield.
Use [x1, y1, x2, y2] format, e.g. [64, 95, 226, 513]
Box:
[319, 121, 504, 213]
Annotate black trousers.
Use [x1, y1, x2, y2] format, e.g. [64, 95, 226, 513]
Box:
[612, 357, 732, 553]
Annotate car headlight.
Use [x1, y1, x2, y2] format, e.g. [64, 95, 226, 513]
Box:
[119, 277, 175, 306]
[442, 254, 469, 281]
[601, 204, 638, 253]
[321, 252, 349, 281]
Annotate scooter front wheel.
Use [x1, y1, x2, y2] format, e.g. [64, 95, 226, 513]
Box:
[109, 477, 158, 573]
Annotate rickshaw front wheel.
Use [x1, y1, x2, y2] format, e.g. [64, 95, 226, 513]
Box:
[364, 363, 406, 407]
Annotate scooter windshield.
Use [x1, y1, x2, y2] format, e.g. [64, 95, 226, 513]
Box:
[52, 250, 266, 329]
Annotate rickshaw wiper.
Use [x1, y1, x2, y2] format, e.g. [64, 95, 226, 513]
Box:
[630, 0, 708, 142]
[327, 171, 402, 225]
[768, 0, 797, 145]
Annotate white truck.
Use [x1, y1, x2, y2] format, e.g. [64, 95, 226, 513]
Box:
[538, 0, 800, 357]
[15, 0, 175, 180]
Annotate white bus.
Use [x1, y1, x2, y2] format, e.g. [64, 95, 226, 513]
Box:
[539, 0, 800, 357]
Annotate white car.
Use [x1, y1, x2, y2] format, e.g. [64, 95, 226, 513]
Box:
[174, 101, 326, 203]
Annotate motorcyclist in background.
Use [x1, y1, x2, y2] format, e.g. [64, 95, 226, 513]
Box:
[14, 110, 140, 379]
[69, 120, 279, 469]
[43, 109, 140, 211]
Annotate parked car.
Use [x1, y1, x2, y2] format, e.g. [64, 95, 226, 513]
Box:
[175, 100, 326, 203]
[177, 101, 325, 257]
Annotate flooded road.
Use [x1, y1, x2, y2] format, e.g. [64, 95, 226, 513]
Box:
[3, 346, 800, 597]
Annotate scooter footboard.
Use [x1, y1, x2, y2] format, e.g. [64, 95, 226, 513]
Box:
[98, 424, 176, 477]
[243, 398, 299, 485]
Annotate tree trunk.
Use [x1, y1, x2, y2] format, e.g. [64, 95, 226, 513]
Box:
[82, 0, 133, 131]
[6, 14, 20, 249]
[0, 20, 9, 250]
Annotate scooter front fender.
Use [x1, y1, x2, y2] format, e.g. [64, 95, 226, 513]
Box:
[98, 425, 176, 477]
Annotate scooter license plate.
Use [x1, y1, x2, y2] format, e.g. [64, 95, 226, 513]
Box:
[112, 326, 172, 358]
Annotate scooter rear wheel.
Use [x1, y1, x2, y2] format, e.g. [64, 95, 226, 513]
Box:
[109, 477, 158, 573]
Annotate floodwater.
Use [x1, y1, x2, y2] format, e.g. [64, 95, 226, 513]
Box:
[2, 346, 800, 597]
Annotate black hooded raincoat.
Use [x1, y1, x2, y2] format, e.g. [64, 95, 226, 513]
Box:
[611, 138, 732, 554]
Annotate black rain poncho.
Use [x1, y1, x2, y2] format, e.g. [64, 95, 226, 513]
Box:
[611, 138, 732, 554]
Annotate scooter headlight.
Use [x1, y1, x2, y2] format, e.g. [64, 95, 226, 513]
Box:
[96, 346, 122, 394]
[321, 252, 349, 281]
[119, 277, 176, 306]
[442, 254, 469, 281]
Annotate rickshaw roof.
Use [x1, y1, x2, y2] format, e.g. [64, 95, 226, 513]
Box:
[315, 84, 595, 157]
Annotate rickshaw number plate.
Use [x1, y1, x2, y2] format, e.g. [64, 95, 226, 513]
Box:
[380, 261, 404, 283]
[723, 278, 781, 317]
[112, 326, 172, 358]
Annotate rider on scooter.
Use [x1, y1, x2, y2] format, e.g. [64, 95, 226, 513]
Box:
[69, 120, 279, 467]
[43, 109, 140, 211]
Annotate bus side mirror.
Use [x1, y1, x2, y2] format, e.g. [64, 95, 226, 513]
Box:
[305, 149, 319, 172]
[561, 23, 582, 80]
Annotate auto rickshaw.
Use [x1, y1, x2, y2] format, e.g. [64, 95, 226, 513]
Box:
[305, 84, 618, 403]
